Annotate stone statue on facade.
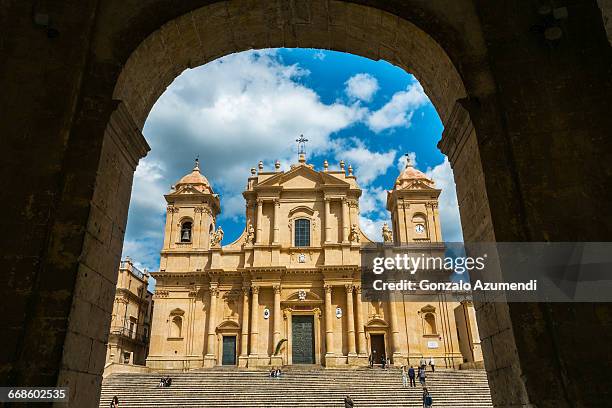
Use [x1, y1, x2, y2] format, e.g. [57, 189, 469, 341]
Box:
[245, 222, 255, 244]
[382, 222, 393, 243]
[349, 224, 360, 243]
[211, 226, 224, 247]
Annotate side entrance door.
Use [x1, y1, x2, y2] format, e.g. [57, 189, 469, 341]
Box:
[222, 336, 236, 365]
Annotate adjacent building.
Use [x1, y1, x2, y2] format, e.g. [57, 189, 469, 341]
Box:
[106, 258, 154, 366]
[146, 150, 481, 370]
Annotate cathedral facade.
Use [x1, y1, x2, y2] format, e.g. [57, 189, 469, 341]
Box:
[146, 152, 482, 370]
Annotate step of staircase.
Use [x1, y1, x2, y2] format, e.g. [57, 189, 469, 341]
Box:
[99, 367, 492, 407]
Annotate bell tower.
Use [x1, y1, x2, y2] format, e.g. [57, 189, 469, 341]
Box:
[386, 156, 442, 244]
[162, 159, 220, 251]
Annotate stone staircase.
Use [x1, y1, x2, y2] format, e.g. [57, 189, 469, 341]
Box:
[99, 367, 493, 407]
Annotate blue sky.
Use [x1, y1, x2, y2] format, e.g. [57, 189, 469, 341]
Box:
[122, 48, 463, 275]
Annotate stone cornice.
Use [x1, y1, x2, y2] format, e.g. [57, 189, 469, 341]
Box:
[106, 102, 150, 170]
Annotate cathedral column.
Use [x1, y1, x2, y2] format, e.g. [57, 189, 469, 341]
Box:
[205, 284, 219, 362]
[345, 284, 356, 356]
[354, 285, 367, 355]
[342, 198, 349, 243]
[249, 286, 260, 357]
[324, 285, 334, 357]
[324, 198, 331, 243]
[272, 285, 281, 350]
[272, 199, 280, 244]
[240, 286, 250, 358]
[255, 199, 263, 244]
[388, 296, 401, 360]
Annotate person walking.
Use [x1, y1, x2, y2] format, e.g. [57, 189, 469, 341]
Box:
[401, 366, 408, 388]
[344, 395, 355, 408]
[429, 357, 435, 372]
[420, 357, 427, 371]
[381, 354, 386, 369]
[408, 365, 416, 387]
[110, 396, 119, 408]
[419, 365, 427, 386]
[422, 388, 433, 408]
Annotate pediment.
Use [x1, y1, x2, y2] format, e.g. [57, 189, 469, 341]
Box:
[366, 317, 388, 328]
[285, 290, 322, 302]
[400, 180, 436, 190]
[256, 165, 348, 189]
[169, 184, 202, 195]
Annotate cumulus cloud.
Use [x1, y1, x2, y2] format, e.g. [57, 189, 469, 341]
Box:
[367, 82, 429, 133]
[396, 151, 417, 171]
[332, 138, 396, 186]
[345, 73, 379, 102]
[359, 185, 388, 216]
[359, 215, 389, 242]
[426, 157, 464, 242]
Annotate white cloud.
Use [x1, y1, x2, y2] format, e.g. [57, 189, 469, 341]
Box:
[396, 151, 417, 171]
[332, 138, 396, 185]
[121, 238, 161, 272]
[359, 186, 388, 216]
[426, 157, 464, 242]
[313, 50, 326, 60]
[367, 82, 429, 133]
[359, 215, 389, 242]
[345, 73, 380, 102]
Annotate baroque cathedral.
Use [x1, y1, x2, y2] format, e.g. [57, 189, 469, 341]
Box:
[146, 148, 482, 370]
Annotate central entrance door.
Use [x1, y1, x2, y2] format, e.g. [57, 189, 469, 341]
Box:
[222, 336, 236, 365]
[370, 334, 385, 365]
[292, 315, 315, 364]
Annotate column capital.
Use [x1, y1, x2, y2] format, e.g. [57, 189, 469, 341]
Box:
[273, 284, 281, 294]
[354, 284, 362, 294]
[251, 285, 260, 295]
[345, 284, 354, 293]
[209, 287, 220, 297]
[324, 284, 333, 294]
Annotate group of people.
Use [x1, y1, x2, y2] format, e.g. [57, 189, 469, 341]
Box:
[399, 357, 435, 407]
[269, 368, 282, 378]
[158, 376, 172, 387]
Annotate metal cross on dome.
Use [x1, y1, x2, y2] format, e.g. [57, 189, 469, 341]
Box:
[296, 134, 308, 155]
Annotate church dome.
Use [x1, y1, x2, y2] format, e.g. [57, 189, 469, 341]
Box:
[394, 157, 435, 190]
[175, 159, 214, 194]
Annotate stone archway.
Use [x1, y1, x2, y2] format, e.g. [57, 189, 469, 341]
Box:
[2, 1, 611, 407]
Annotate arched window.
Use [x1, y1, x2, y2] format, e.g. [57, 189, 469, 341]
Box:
[180, 221, 192, 242]
[170, 316, 182, 338]
[424, 312, 437, 335]
[294, 218, 310, 247]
